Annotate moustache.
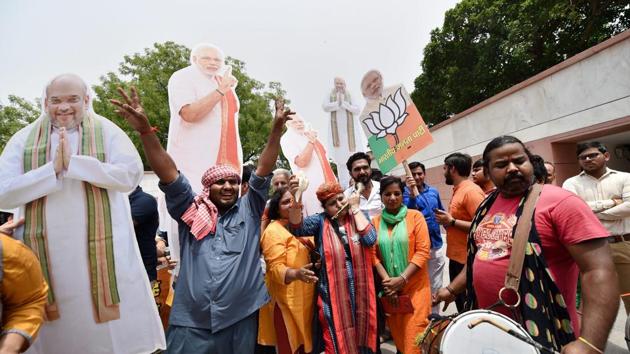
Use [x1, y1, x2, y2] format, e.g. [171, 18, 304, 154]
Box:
[504, 173, 527, 184]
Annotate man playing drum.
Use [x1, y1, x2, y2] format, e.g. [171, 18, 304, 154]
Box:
[433, 136, 619, 354]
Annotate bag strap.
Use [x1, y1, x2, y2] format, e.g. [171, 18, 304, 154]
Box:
[504, 183, 543, 292]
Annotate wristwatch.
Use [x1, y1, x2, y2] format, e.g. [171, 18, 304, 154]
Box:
[450, 218, 456, 227]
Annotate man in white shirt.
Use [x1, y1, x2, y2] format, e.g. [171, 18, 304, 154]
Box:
[563, 141, 630, 313]
[343, 152, 382, 219]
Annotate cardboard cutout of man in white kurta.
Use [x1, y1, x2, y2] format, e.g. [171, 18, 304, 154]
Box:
[161, 43, 241, 264]
[322, 77, 367, 188]
[0, 74, 165, 354]
[280, 114, 337, 215]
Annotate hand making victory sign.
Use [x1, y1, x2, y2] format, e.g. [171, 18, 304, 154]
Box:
[109, 87, 153, 135]
[274, 97, 294, 127]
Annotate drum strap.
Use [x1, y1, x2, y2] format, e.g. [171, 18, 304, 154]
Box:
[504, 183, 542, 292]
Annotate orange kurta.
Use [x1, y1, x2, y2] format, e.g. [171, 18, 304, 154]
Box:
[1, 233, 49, 348]
[258, 220, 315, 353]
[372, 210, 431, 354]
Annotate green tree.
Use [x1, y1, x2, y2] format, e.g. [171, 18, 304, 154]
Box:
[0, 95, 40, 152]
[92, 41, 288, 169]
[412, 0, 630, 126]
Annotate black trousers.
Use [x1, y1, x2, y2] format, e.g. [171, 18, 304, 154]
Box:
[448, 259, 466, 313]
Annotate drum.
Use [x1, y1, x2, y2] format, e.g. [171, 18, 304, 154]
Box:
[421, 310, 539, 354]
[419, 316, 451, 354]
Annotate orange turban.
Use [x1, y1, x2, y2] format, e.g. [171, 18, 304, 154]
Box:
[316, 182, 344, 203]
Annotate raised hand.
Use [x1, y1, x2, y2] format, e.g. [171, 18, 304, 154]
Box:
[288, 175, 300, 197]
[110, 87, 152, 134]
[218, 65, 237, 92]
[274, 98, 295, 127]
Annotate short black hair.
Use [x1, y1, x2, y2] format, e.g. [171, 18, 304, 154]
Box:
[346, 152, 371, 173]
[408, 161, 425, 173]
[371, 169, 383, 181]
[242, 164, 253, 184]
[472, 159, 484, 169]
[444, 153, 472, 177]
[530, 155, 548, 183]
[482, 136, 534, 169]
[379, 175, 404, 196]
[576, 141, 607, 157]
[267, 187, 289, 221]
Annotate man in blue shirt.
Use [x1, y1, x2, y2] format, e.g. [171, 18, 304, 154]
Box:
[402, 161, 445, 313]
[111, 88, 294, 353]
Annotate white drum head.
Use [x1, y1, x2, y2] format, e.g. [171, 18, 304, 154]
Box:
[440, 310, 539, 354]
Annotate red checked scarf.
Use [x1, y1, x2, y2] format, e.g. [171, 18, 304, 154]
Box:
[181, 164, 241, 239]
[23, 113, 120, 323]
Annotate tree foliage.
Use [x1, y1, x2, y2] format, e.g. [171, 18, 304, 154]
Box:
[412, 0, 630, 126]
[92, 41, 288, 168]
[0, 95, 40, 152]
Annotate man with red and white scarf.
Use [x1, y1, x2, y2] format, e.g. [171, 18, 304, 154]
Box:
[112, 88, 294, 353]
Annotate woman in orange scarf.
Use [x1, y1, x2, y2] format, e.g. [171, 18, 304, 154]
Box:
[372, 176, 431, 354]
[259, 187, 318, 354]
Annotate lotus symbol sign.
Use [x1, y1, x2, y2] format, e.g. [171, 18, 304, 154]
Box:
[362, 87, 409, 144]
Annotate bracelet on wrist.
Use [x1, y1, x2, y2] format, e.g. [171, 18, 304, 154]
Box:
[577, 337, 603, 354]
[445, 285, 457, 296]
[449, 218, 456, 227]
[399, 273, 408, 284]
[215, 88, 225, 96]
[140, 126, 159, 136]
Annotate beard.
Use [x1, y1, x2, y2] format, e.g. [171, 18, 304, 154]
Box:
[445, 171, 454, 185]
[355, 174, 371, 186]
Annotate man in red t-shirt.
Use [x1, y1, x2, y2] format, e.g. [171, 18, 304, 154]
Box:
[433, 136, 618, 354]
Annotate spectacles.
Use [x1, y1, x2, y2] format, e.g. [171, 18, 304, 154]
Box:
[578, 152, 601, 161]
